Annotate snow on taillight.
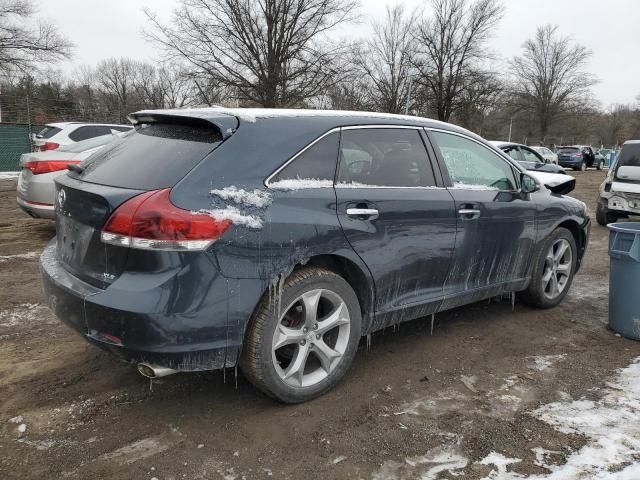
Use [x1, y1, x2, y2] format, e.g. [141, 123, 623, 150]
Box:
[25, 160, 80, 175]
[101, 189, 232, 251]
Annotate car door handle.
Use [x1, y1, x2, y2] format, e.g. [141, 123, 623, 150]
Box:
[458, 208, 481, 220]
[347, 208, 379, 220]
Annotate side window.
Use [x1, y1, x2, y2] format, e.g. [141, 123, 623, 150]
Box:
[337, 128, 436, 187]
[521, 147, 543, 164]
[431, 131, 517, 191]
[503, 146, 520, 162]
[269, 131, 339, 186]
[69, 126, 100, 142]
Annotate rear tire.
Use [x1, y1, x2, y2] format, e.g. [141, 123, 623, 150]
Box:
[520, 227, 577, 309]
[597, 160, 604, 171]
[580, 161, 587, 171]
[240, 267, 362, 403]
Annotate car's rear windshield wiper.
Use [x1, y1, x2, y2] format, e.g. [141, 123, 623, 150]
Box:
[67, 164, 84, 174]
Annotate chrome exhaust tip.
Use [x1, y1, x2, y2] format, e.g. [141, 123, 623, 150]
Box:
[137, 363, 177, 379]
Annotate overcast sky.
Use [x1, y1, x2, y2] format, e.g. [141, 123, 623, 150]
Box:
[38, 0, 640, 108]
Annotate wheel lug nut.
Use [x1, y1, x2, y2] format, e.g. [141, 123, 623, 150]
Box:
[316, 334, 321, 340]
[300, 339, 306, 346]
[303, 327, 308, 333]
[313, 323, 318, 330]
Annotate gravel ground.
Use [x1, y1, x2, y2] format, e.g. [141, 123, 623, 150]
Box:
[1, 170, 639, 479]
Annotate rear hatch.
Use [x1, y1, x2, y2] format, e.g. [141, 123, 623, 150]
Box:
[54, 119, 231, 289]
[557, 147, 580, 161]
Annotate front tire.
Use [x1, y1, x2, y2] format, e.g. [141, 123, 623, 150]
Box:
[520, 228, 577, 309]
[240, 267, 362, 403]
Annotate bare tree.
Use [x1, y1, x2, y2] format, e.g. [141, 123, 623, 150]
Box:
[510, 25, 595, 140]
[357, 4, 417, 114]
[144, 0, 358, 108]
[413, 0, 504, 121]
[95, 57, 139, 122]
[0, 0, 72, 74]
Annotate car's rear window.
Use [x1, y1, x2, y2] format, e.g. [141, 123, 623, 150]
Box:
[617, 144, 640, 168]
[37, 126, 61, 139]
[72, 123, 223, 190]
[557, 147, 579, 154]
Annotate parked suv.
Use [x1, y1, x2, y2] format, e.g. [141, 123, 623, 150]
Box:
[531, 146, 558, 165]
[41, 108, 590, 403]
[596, 140, 640, 225]
[34, 122, 133, 151]
[557, 145, 603, 171]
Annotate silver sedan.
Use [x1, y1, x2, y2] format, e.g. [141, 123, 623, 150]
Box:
[16, 134, 120, 219]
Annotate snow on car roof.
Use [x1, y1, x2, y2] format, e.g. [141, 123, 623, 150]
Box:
[133, 106, 455, 129]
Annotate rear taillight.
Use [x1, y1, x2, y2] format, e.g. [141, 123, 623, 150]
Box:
[25, 160, 80, 175]
[101, 189, 231, 251]
[39, 142, 60, 152]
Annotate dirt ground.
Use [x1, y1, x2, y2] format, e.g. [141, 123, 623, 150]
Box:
[1, 170, 638, 480]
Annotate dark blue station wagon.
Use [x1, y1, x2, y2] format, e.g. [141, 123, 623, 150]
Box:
[41, 109, 590, 403]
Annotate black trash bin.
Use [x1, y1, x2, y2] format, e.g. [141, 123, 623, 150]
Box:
[608, 222, 640, 340]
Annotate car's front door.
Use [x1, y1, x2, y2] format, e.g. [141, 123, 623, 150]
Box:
[427, 130, 538, 310]
[335, 126, 457, 330]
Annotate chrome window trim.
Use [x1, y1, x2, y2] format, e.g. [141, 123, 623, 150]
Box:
[264, 124, 433, 190]
[336, 125, 440, 190]
[264, 127, 341, 188]
[427, 127, 522, 192]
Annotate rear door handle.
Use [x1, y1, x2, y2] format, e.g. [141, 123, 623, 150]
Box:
[458, 208, 481, 220]
[347, 208, 379, 220]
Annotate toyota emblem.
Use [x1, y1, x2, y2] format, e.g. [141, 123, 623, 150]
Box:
[57, 189, 66, 208]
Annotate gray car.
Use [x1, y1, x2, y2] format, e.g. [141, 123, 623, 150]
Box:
[17, 134, 121, 219]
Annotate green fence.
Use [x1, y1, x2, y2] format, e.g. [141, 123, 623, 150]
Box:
[0, 123, 45, 171]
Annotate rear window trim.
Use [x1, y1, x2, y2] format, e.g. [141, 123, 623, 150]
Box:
[264, 127, 341, 188]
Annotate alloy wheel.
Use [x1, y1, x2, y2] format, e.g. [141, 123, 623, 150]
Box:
[272, 289, 351, 388]
[541, 239, 572, 300]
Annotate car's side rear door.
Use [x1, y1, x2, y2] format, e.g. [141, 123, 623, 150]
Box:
[427, 129, 537, 310]
[335, 126, 457, 330]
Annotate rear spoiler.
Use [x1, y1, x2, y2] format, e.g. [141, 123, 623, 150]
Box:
[527, 171, 576, 195]
[128, 109, 239, 139]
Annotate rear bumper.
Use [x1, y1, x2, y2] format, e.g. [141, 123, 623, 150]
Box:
[16, 196, 55, 219]
[40, 239, 264, 371]
[558, 159, 582, 169]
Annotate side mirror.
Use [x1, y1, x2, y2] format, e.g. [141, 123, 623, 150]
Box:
[521, 173, 538, 193]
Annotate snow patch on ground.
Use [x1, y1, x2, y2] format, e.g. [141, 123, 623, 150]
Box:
[98, 436, 170, 465]
[268, 178, 333, 190]
[373, 440, 468, 480]
[0, 251, 40, 262]
[528, 354, 566, 372]
[196, 207, 263, 229]
[0, 303, 50, 328]
[478, 357, 640, 479]
[0, 171, 19, 180]
[479, 452, 522, 478]
[209, 186, 272, 208]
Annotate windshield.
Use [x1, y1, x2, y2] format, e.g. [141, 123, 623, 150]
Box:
[73, 123, 223, 190]
[558, 147, 579, 154]
[36, 126, 61, 139]
[58, 134, 119, 153]
[617, 143, 640, 168]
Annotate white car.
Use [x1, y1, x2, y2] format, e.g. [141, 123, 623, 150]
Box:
[17, 134, 122, 219]
[596, 140, 640, 225]
[33, 122, 133, 152]
[531, 146, 559, 165]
